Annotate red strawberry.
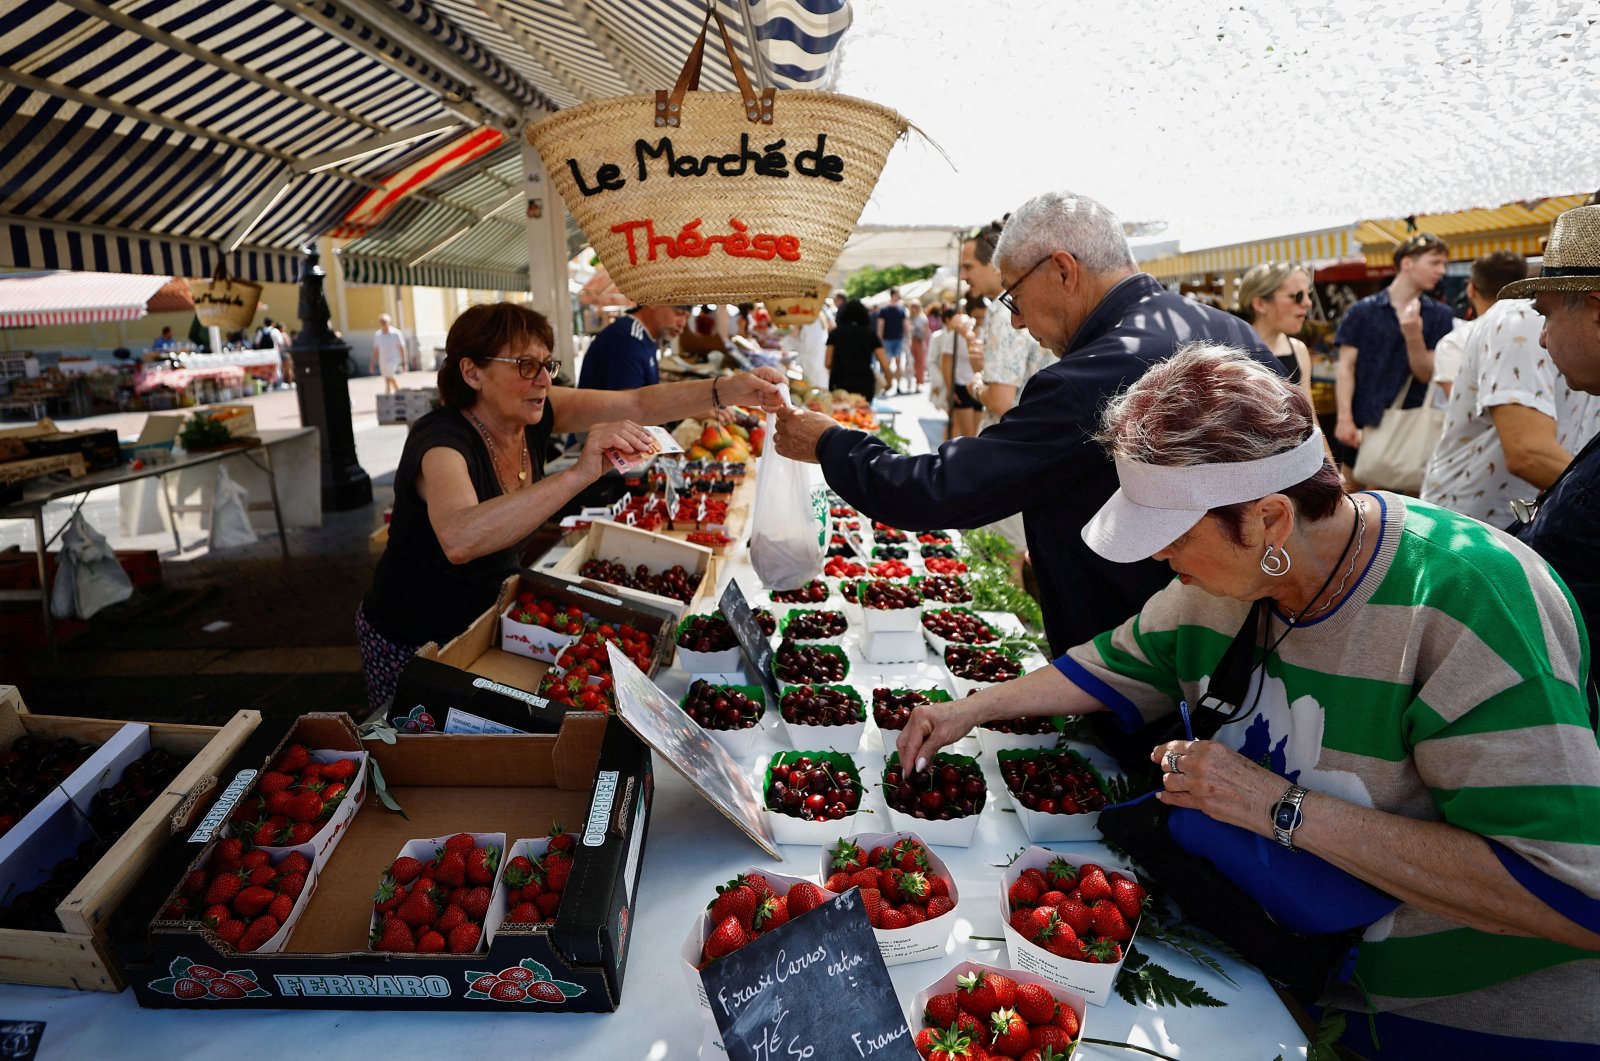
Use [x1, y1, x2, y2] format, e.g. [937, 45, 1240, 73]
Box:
[709, 878, 759, 931]
[389, 856, 424, 885]
[542, 855, 572, 893]
[460, 886, 491, 921]
[1075, 864, 1112, 903]
[702, 915, 748, 962]
[1054, 1003, 1081, 1037]
[989, 1007, 1032, 1059]
[287, 791, 324, 824]
[172, 977, 208, 1000]
[546, 824, 576, 855]
[926, 895, 956, 920]
[267, 893, 294, 923]
[241, 850, 271, 871]
[925, 990, 961, 1028]
[160, 898, 193, 920]
[215, 917, 247, 946]
[955, 969, 1015, 1017]
[277, 872, 306, 899]
[258, 771, 295, 794]
[265, 790, 296, 817]
[1110, 875, 1148, 923]
[238, 915, 280, 952]
[279, 851, 311, 876]
[824, 871, 852, 893]
[1056, 898, 1093, 938]
[535, 891, 563, 919]
[1007, 877, 1041, 909]
[786, 881, 828, 916]
[204, 873, 244, 908]
[901, 903, 927, 926]
[1083, 937, 1124, 964]
[1013, 982, 1058, 1026]
[489, 980, 525, 1002]
[1030, 1024, 1077, 1052]
[829, 838, 866, 873]
[466, 846, 499, 886]
[181, 869, 208, 897]
[1089, 899, 1133, 942]
[213, 837, 245, 866]
[848, 868, 880, 892]
[878, 906, 908, 930]
[434, 904, 467, 935]
[246, 865, 276, 888]
[1010, 905, 1038, 936]
[858, 887, 886, 927]
[913, 1027, 942, 1058]
[204, 904, 231, 925]
[504, 855, 538, 888]
[1044, 924, 1084, 960]
[397, 887, 439, 928]
[753, 894, 788, 932]
[373, 880, 406, 915]
[1044, 857, 1077, 891]
[232, 885, 275, 918]
[527, 980, 565, 1003]
[277, 821, 316, 846]
[374, 916, 414, 952]
[1036, 890, 1068, 910]
[320, 758, 358, 783]
[433, 850, 467, 888]
[417, 930, 446, 953]
[892, 838, 928, 873]
[447, 922, 482, 953]
[1019, 868, 1050, 893]
[443, 832, 476, 855]
[274, 745, 310, 773]
[505, 902, 539, 923]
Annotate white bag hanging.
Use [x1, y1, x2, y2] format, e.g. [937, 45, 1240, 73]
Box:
[209, 465, 259, 550]
[748, 411, 826, 592]
[51, 512, 134, 620]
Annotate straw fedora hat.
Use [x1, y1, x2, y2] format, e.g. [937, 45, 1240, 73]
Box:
[1501, 205, 1600, 298]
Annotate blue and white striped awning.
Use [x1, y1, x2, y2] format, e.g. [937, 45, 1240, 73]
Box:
[0, 0, 851, 287]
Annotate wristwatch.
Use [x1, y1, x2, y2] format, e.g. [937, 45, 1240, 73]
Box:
[1271, 784, 1308, 850]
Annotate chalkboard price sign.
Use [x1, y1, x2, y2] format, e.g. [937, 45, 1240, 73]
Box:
[719, 578, 779, 700]
[698, 889, 917, 1061]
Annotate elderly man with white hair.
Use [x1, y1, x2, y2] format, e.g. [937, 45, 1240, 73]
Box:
[775, 190, 1280, 657]
[370, 313, 409, 394]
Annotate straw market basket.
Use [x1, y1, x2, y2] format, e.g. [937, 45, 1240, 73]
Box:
[526, 13, 907, 307]
[189, 262, 260, 332]
[766, 290, 827, 327]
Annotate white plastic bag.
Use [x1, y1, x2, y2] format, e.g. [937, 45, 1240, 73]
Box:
[748, 412, 825, 591]
[209, 465, 259, 550]
[51, 513, 134, 619]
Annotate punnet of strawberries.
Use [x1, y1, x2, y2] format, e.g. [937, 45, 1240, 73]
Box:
[698, 871, 838, 965]
[823, 836, 956, 932]
[1007, 858, 1146, 967]
[164, 838, 312, 952]
[999, 749, 1109, 815]
[916, 530, 953, 544]
[923, 556, 970, 576]
[227, 744, 359, 849]
[501, 824, 578, 925]
[371, 832, 510, 954]
[869, 558, 913, 579]
[507, 594, 585, 633]
[823, 556, 866, 579]
[538, 624, 656, 711]
[917, 966, 1081, 1060]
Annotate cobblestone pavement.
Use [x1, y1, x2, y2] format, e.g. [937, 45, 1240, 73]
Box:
[4, 372, 950, 729]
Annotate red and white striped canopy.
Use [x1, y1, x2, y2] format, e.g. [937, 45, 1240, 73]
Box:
[0, 272, 174, 329]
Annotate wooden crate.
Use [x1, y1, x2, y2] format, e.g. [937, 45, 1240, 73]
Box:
[0, 686, 261, 990]
[545, 519, 717, 617]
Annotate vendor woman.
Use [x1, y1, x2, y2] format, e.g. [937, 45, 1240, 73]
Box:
[359, 302, 786, 710]
[898, 344, 1600, 1058]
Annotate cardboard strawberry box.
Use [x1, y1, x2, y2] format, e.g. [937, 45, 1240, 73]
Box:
[999, 845, 1141, 1006]
[819, 832, 958, 966]
[132, 710, 652, 1012]
[907, 959, 1088, 1053]
[997, 747, 1110, 843]
[393, 571, 676, 735]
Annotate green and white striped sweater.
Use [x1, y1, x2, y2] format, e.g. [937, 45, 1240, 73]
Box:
[1061, 493, 1600, 1044]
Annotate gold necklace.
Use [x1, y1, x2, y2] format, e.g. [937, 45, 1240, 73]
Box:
[465, 410, 529, 491]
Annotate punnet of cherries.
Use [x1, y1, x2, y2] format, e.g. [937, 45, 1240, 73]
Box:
[681, 679, 764, 731]
[781, 609, 848, 641]
[861, 580, 920, 611]
[917, 575, 973, 604]
[921, 608, 997, 645]
[945, 645, 1023, 684]
[770, 579, 830, 604]
[780, 685, 864, 727]
[774, 639, 849, 685]
[577, 558, 702, 603]
[1001, 751, 1109, 814]
[765, 753, 861, 821]
[883, 753, 986, 821]
[871, 687, 953, 731]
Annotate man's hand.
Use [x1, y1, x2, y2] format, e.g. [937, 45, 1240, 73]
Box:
[1396, 298, 1423, 341]
[1335, 418, 1362, 448]
[773, 405, 837, 463]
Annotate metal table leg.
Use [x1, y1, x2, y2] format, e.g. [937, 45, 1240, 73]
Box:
[259, 446, 289, 560]
[32, 507, 54, 659]
[158, 469, 185, 554]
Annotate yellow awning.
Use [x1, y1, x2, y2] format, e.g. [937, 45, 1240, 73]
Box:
[1357, 194, 1588, 267]
[1144, 227, 1354, 283]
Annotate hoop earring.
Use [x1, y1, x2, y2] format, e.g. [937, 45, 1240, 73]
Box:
[1260, 545, 1292, 577]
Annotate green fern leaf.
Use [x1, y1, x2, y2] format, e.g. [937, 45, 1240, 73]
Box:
[1113, 946, 1228, 1008]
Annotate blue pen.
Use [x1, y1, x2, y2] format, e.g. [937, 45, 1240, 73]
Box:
[1179, 699, 1195, 741]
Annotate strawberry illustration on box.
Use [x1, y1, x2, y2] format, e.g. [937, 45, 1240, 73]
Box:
[369, 832, 507, 955]
[819, 832, 958, 966]
[999, 845, 1147, 1006]
[145, 956, 272, 1001]
[465, 957, 584, 1004]
[908, 959, 1085, 1060]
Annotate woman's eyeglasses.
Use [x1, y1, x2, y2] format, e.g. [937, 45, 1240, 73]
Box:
[484, 356, 560, 379]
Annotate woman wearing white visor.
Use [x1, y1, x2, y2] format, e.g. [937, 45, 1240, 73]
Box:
[897, 343, 1600, 1058]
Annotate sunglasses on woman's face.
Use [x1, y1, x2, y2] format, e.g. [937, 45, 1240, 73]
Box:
[1282, 290, 1311, 304]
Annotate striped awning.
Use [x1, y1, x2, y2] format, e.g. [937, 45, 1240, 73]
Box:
[0, 270, 172, 327]
[1356, 194, 1589, 267]
[0, 1, 851, 289]
[1144, 227, 1356, 283]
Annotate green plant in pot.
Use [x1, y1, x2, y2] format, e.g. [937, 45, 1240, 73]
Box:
[177, 412, 233, 451]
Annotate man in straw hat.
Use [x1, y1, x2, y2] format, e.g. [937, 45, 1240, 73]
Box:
[773, 190, 1278, 658]
[1504, 204, 1600, 664]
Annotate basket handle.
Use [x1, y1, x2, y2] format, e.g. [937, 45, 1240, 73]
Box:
[654, 9, 776, 128]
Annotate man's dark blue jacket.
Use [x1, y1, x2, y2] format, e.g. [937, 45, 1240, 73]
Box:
[816, 274, 1280, 655]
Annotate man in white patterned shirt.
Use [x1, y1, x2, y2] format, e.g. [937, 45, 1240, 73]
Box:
[1421, 251, 1600, 524]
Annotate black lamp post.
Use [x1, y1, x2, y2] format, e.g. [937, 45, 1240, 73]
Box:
[291, 245, 372, 511]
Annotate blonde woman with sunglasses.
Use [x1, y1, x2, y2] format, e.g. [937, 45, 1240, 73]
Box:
[1236, 262, 1314, 402]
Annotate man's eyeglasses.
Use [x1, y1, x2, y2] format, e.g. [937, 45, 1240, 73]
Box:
[997, 254, 1055, 315]
[485, 356, 560, 380]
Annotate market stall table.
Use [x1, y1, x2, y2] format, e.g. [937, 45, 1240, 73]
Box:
[0, 428, 311, 653]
